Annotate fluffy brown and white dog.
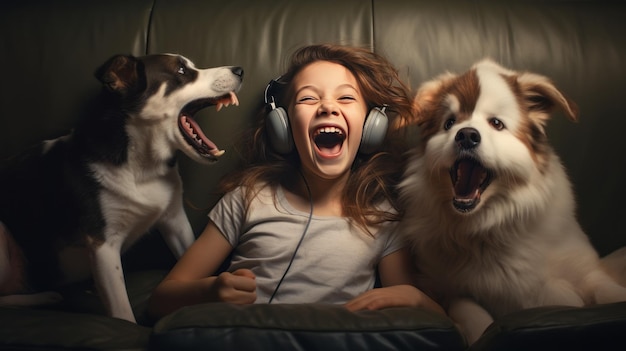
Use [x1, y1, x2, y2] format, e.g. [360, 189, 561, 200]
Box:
[0, 54, 242, 323]
[399, 59, 626, 344]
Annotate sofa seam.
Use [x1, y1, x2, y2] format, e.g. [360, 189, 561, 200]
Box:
[145, 0, 157, 55]
[370, 0, 376, 53]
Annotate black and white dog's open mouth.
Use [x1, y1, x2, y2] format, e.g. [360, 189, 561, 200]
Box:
[178, 91, 239, 160]
[450, 157, 493, 213]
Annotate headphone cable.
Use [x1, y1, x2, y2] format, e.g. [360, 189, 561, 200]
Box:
[268, 171, 313, 303]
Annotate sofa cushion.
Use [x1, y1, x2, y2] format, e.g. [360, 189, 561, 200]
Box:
[0, 270, 166, 350]
[470, 302, 626, 351]
[149, 303, 466, 351]
[0, 307, 150, 351]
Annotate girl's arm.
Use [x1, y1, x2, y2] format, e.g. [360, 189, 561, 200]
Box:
[344, 247, 445, 315]
[147, 221, 257, 318]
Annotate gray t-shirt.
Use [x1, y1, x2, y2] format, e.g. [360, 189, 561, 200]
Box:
[208, 185, 405, 304]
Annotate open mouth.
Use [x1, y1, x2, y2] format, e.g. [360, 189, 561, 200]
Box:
[313, 126, 346, 156]
[178, 91, 239, 161]
[450, 157, 493, 213]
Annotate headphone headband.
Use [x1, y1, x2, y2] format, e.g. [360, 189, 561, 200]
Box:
[264, 77, 285, 108]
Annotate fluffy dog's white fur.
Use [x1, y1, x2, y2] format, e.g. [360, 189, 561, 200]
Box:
[399, 59, 626, 344]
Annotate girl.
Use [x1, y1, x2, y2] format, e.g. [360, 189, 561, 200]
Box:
[148, 44, 443, 318]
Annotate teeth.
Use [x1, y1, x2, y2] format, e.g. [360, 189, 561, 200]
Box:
[184, 120, 194, 134]
[210, 149, 225, 157]
[230, 91, 239, 106]
[215, 92, 239, 112]
[315, 127, 343, 135]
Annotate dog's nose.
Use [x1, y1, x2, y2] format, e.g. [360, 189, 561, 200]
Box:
[231, 66, 244, 78]
[455, 127, 481, 149]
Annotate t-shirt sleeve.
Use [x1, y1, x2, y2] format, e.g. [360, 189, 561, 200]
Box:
[208, 187, 247, 247]
[380, 221, 406, 257]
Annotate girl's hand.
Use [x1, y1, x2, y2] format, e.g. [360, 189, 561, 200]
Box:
[344, 284, 445, 315]
[209, 268, 257, 304]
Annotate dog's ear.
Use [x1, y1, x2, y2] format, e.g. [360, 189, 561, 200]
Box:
[517, 72, 579, 124]
[409, 73, 458, 145]
[414, 72, 457, 125]
[95, 55, 140, 95]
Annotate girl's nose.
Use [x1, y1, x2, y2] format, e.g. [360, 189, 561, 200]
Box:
[318, 100, 340, 116]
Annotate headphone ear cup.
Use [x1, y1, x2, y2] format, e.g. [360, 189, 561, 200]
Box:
[266, 107, 293, 154]
[359, 107, 389, 154]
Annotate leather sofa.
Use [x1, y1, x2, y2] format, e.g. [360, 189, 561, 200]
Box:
[1, 0, 625, 350]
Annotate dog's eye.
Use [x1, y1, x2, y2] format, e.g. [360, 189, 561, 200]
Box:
[489, 118, 505, 131]
[444, 118, 456, 130]
[177, 66, 185, 75]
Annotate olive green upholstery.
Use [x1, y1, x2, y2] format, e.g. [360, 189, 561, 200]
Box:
[1, 1, 625, 350]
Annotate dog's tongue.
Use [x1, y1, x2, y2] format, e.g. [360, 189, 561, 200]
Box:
[180, 115, 224, 156]
[454, 159, 486, 198]
[216, 91, 239, 112]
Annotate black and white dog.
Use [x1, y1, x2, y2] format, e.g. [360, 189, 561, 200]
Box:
[0, 54, 243, 322]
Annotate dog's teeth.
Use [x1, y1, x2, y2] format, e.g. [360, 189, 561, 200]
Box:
[211, 149, 225, 157]
[214, 92, 240, 112]
[230, 91, 239, 106]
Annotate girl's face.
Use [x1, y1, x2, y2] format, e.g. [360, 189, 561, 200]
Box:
[288, 61, 368, 180]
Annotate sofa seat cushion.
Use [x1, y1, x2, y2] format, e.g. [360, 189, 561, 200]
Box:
[0, 307, 151, 351]
[470, 302, 626, 351]
[149, 303, 465, 351]
[0, 270, 167, 350]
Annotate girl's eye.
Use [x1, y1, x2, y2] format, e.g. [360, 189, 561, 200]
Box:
[489, 117, 505, 130]
[297, 96, 316, 103]
[444, 117, 456, 130]
[339, 96, 356, 101]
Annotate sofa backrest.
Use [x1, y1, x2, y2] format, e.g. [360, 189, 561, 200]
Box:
[1, 0, 624, 259]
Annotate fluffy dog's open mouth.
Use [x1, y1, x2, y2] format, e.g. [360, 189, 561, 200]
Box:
[450, 158, 493, 213]
[314, 127, 346, 156]
[178, 91, 239, 160]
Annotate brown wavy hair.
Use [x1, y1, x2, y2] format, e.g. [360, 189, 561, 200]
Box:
[219, 44, 414, 234]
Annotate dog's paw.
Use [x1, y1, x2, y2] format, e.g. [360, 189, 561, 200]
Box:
[602, 247, 626, 285]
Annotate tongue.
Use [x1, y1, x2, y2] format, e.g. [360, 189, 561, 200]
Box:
[181, 115, 221, 154]
[318, 144, 341, 155]
[454, 159, 485, 198]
